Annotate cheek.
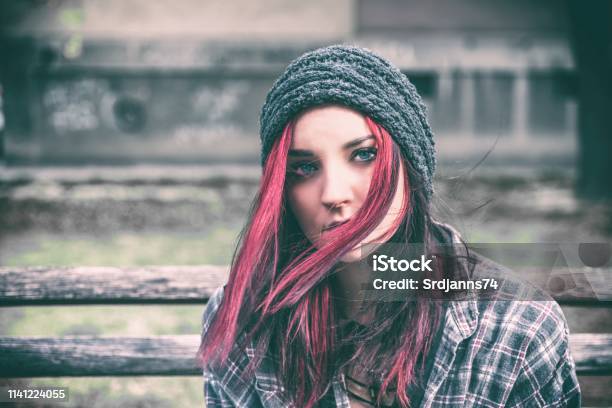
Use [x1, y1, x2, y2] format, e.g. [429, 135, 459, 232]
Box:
[288, 186, 318, 234]
[364, 167, 406, 242]
[356, 166, 375, 200]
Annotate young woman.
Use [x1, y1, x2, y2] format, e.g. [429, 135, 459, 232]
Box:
[198, 45, 580, 407]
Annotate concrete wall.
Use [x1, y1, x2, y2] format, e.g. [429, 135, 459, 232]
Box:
[0, 0, 576, 166]
[357, 0, 568, 33]
[1, 0, 354, 39]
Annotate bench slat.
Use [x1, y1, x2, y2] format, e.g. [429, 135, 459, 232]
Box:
[0, 266, 228, 305]
[0, 334, 610, 377]
[0, 335, 202, 377]
[1, 266, 611, 306]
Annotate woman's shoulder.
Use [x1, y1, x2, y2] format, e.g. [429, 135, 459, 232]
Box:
[200, 286, 253, 385]
[470, 252, 569, 338]
[436, 223, 567, 329]
[201, 286, 295, 406]
[435, 222, 571, 352]
[462, 252, 574, 388]
[201, 285, 226, 336]
[201, 285, 268, 364]
[466, 255, 580, 405]
[431, 236, 580, 405]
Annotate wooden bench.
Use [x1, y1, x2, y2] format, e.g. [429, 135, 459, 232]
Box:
[0, 266, 611, 379]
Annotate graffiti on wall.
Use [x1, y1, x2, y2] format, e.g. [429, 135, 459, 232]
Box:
[42, 79, 107, 133]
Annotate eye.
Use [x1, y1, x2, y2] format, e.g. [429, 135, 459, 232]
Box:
[352, 147, 377, 162]
[289, 161, 319, 178]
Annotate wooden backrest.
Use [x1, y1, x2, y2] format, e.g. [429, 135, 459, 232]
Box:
[0, 266, 610, 377]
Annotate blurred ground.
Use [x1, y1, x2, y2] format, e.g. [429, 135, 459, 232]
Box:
[1, 164, 611, 406]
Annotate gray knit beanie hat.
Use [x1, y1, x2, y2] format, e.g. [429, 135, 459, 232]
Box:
[259, 44, 436, 199]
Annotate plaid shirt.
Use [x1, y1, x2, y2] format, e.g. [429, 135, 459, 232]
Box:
[201, 254, 581, 407]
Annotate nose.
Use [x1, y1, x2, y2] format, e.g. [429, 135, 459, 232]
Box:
[320, 164, 355, 211]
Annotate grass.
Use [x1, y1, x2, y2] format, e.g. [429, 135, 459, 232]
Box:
[3, 228, 240, 267]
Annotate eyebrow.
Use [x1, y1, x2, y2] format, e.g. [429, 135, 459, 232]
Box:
[287, 135, 375, 157]
[343, 135, 375, 149]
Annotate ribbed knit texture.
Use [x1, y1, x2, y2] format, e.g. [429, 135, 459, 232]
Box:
[259, 44, 436, 199]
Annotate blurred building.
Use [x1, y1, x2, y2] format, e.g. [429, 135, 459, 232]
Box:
[0, 0, 575, 166]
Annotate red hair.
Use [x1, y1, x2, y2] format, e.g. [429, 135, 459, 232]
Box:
[199, 114, 444, 407]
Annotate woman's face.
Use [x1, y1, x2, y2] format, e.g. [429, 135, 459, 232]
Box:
[286, 105, 406, 263]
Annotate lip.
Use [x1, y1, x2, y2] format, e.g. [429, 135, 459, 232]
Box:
[322, 219, 351, 232]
